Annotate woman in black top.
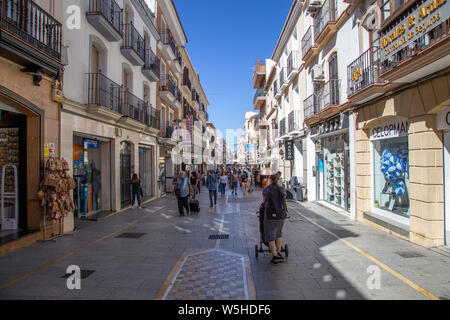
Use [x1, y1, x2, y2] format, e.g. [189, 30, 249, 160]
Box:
[190, 172, 198, 198]
[262, 174, 287, 264]
[131, 173, 143, 209]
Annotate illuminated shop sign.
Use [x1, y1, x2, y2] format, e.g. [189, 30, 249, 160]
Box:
[380, 0, 449, 61]
[370, 118, 409, 141]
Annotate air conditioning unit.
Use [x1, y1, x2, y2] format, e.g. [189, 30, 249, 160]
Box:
[312, 64, 325, 82]
[307, 0, 324, 13]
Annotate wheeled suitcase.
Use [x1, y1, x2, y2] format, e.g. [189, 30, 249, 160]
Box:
[189, 198, 200, 214]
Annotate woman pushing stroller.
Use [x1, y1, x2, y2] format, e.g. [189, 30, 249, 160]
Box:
[262, 174, 288, 264]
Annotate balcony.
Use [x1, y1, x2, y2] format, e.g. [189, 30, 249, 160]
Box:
[121, 22, 145, 66]
[279, 67, 288, 92]
[182, 68, 192, 91]
[279, 118, 287, 138]
[191, 89, 199, 109]
[313, 0, 338, 46]
[253, 88, 265, 110]
[87, 73, 122, 119]
[145, 105, 159, 130]
[87, 0, 122, 41]
[288, 110, 301, 133]
[0, 0, 63, 78]
[304, 79, 341, 120]
[173, 87, 182, 109]
[142, 48, 159, 82]
[347, 46, 385, 104]
[252, 60, 266, 88]
[287, 51, 301, 82]
[301, 26, 319, 67]
[159, 29, 177, 61]
[160, 74, 176, 103]
[303, 94, 317, 120]
[170, 48, 182, 75]
[379, 4, 450, 84]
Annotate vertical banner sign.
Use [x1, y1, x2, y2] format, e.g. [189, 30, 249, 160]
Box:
[186, 115, 193, 146]
[285, 140, 294, 160]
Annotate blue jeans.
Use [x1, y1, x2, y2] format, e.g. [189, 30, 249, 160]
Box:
[132, 188, 141, 207]
[209, 189, 217, 205]
[220, 183, 226, 195]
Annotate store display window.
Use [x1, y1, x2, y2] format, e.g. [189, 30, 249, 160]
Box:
[372, 136, 410, 218]
[323, 134, 349, 209]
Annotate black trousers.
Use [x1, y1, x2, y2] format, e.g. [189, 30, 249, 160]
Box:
[177, 196, 189, 215]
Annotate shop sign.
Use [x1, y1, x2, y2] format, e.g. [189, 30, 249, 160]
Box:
[350, 61, 364, 85]
[370, 118, 409, 141]
[436, 106, 450, 131]
[44, 143, 49, 157]
[83, 138, 99, 149]
[285, 140, 294, 160]
[49, 143, 55, 158]
[380, 0, 449, 62]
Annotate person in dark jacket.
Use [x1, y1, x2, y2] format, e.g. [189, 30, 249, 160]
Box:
[262, 174, 287, 264]
[131, 173, 143, 209]
[206, 171, 218, 207]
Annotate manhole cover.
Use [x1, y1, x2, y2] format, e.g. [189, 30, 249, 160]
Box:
[395, 251, 425, 258]
[209, 234, 230, 240]
[116, 233, 146, 239]
[62, 270, 95, 279]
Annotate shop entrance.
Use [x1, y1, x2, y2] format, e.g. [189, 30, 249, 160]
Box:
[120, 141, 132, 207]
[139, 146, 155, 198]
[0, 108, 26, 232]
[73, 135, 112, 219]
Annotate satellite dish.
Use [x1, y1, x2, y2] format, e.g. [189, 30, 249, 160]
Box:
[360, 5, 381, 32]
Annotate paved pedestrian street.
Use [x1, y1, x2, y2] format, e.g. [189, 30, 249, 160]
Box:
[0, 187, 449, 300]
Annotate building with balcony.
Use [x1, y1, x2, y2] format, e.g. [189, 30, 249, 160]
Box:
[61, 0, 161, 225]
[0, 0, 64, 251]
[347, 0, 450, 247]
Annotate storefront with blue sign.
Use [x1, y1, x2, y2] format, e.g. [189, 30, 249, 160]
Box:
[73, 134, 111, 218]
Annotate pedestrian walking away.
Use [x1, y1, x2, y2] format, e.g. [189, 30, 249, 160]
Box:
[219, 172, 228, 196]
[262, 174, 287, 264]
[130, 173, 143, 209]
[206, 170, 218, 207]
[232, 171, 239, 195]
[176, 171, 191, 216]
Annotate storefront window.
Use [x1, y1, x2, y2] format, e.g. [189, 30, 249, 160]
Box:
[373, 136, 410, 218]
[323, 134, 349, 210]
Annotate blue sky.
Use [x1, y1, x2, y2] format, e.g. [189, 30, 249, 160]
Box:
[174, 0, 293, 147]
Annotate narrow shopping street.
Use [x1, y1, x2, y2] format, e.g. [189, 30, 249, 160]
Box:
[0, 186, 448, 300]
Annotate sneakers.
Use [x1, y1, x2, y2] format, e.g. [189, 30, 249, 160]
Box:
[276, 253, 285, 262]
[270, 256, 279, 265]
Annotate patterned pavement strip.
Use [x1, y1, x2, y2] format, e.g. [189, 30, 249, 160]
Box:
[158, 249, 254, 300]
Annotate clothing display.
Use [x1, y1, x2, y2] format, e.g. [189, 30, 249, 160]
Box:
[0, 128, 19, 193]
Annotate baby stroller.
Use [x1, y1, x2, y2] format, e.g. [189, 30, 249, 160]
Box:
[255, 203, 289, 258]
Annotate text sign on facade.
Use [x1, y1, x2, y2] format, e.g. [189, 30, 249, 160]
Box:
[436, 106, 450, 131]
[380, 0, 449, 62]
[285, 140, 294, 160]
[83, 138, 99, 149]
[370, 118, 409, 141]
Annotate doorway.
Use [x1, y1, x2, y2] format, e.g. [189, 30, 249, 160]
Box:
[120, 141, 132, 207]
[445, 132, 449, 244]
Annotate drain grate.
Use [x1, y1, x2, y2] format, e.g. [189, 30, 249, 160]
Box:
[116, 232, 146, 239]
[62, 269, 95, 279]
[209, 234, 229, 240]
[395, 251, 425, 258]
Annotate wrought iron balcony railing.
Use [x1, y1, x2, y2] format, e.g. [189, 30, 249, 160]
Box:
[279, 118, 286, 137]
[145, 104, 159, 129]
[287, 50, 300, 76]
[160, 73, 176, 97]
[143, 48, 159, 75]
[122, 22, 145, 60]
[301, 26, 313, 57]
[288, 110, 301, 133]
[161, 122, 174, 138]
[303, 94, 316, 119]
[183, 68, 192, 90]
[0, 0, 62, 59]
[160, 29, 177, 57]
[347, 46, 381, 97]
[88, 0, 122, 37]
[87, 73, 122, 112]
[317, 79, 341, 111]
[122, 90, 146, 122]
[313, 0, 337, 41]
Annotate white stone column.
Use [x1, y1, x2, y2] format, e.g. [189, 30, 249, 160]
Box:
[306, 133, 316, 202]
[349, 111, 357, 220]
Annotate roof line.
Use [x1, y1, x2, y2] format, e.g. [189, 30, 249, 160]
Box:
[271, 0, 298, 60]
[171, 0, 188, 44]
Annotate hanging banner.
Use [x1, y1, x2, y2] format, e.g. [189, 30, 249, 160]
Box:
[285, 140, 294, 160]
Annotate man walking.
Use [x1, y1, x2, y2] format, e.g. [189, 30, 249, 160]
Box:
[176, 171, 191, 216]
[206, 171, 218, 207]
